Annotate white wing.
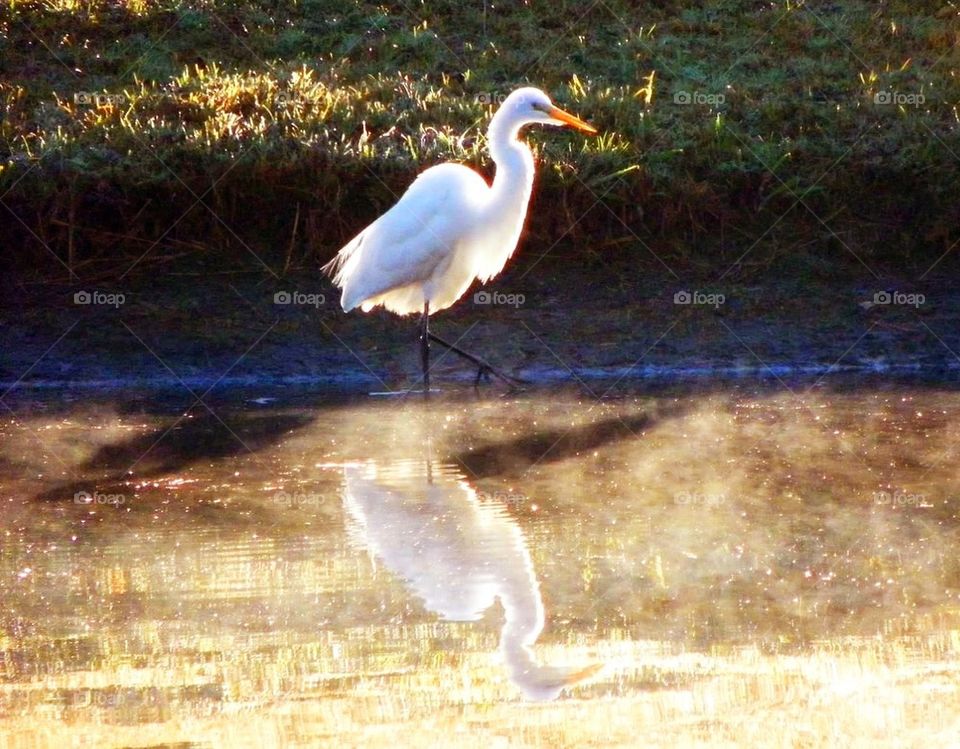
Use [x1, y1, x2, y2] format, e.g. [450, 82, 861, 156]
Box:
[323, 163, 489, 315]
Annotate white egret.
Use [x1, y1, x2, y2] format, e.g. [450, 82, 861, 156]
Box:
[322, 86, 597, 390]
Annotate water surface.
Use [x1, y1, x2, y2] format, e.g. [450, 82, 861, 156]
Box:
[2, 381, 959, 747]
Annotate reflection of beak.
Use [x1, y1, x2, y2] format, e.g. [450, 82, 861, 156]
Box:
[509, 660, 604, 701]
[562, 662, 604, 686]
[547, 105, 598, 134]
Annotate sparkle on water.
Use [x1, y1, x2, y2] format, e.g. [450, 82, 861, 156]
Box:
[1, 380, 959, 747]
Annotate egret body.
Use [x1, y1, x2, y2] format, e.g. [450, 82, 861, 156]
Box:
[322, 86, 596, 390]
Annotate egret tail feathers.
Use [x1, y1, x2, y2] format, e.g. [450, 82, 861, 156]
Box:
[321, 231, 365, 288]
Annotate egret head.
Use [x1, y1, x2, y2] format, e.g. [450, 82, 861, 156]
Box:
[500, 87, 597, 134]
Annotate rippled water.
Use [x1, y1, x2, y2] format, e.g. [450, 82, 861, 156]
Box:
[2, 380, 959, 747]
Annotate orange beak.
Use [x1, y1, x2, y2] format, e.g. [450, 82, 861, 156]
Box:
[547, 105, 598, 134]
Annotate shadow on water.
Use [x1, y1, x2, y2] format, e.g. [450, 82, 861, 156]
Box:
[444, 372, 960, 479]
[449, 402, 690, 479]
[20, 372, 960, 507]
[32, 408, 315, 503]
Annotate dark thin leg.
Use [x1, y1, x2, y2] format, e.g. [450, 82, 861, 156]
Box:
[427, 332, 527, 388]
[420, 302, 430, 395]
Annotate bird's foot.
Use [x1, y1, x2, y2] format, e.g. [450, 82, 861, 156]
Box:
[475, 363, 527, 390]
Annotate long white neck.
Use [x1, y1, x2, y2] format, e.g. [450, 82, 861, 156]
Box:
[487, 109, 535, 207]
[473, 109, 536, 282]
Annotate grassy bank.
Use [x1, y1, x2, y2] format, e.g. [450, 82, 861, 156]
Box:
[2, 0, 960, 281]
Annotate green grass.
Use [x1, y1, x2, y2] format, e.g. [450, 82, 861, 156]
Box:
[2, 0, 960, 279]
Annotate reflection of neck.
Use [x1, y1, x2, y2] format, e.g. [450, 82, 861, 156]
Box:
[500, 542, 545, 635]
[500, 579, 549, 692]
[498, 540, 591, 701]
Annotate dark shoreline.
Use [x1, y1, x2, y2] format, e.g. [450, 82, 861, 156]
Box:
[4, 256, 959, 398]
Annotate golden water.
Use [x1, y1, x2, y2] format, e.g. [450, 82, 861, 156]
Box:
[1, 383, 959, 747]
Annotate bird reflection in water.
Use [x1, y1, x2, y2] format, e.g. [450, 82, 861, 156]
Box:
[337, 459, 601, 700]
